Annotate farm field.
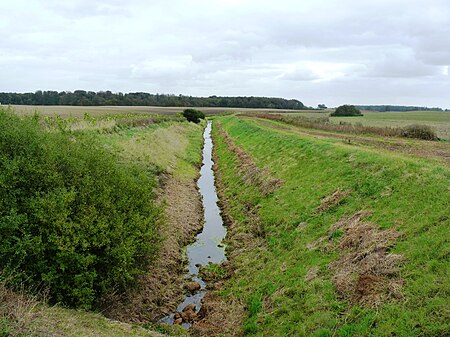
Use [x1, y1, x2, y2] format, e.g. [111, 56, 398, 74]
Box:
[285, 110, 450, 139]
[206, 115, 450, 336]
[8, 104, 313, 118]
[10, 104, 449, 138]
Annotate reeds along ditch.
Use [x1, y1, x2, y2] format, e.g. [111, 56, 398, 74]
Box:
[0, 109, 162, 309]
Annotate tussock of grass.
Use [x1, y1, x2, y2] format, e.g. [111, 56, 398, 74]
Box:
[211, 116, 449, 336]
[0, 281, 168, 337]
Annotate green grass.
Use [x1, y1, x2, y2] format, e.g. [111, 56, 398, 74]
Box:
[0, 110, 204, 336]
[286, 110, 450, 139]
[212, 116, 449, 336]
[100, 121, 204, 181]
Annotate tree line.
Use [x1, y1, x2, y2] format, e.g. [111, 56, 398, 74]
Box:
[0, 90, 307, 110]
[356, 105, 445, 112]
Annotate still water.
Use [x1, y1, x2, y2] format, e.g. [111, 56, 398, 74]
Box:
[160, 121, 227, 328]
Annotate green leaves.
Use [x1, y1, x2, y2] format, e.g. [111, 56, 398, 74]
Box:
[0, 109, 161, 309]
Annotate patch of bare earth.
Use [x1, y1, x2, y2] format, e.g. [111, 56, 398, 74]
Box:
[328, 211, 404, 307]
[316, 188, 352, 213]
[215, 122, 282, 196]
[105, 176, 203, 322]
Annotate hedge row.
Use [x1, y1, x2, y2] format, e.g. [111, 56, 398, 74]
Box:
[0, 110, 161, 308]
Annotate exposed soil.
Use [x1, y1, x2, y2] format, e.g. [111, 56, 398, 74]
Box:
[316, 188, 352, 213]
[104, 176, 204, 323]
[328, 211, 404, 307]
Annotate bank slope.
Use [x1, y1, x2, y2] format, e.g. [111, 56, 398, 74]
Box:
[211, 116, 449, 336]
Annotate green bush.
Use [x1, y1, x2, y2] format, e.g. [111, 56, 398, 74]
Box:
[330, 105, 363, 117]
[402, 124, 438, 140]
[183, 108, 205, 123]
[0, 110, 161, 309]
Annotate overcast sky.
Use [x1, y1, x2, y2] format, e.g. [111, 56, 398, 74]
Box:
[1, 0, 449, 108]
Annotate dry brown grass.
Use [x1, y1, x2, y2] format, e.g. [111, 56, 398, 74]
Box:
[316, 189, 352, 213]
[191, 292, 245, 337]
[0, 282, 42, 335]
[244, 112, 441, 140]
[11, 105, 307, 118]
[328, 211, 404, 308]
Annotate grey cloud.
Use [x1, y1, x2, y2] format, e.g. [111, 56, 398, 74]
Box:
[367, 51, 443, 78]
[0, 0, 449, 107]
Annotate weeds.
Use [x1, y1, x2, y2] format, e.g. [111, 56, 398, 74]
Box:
[0, 109, 162, 309]
[242, 112, 440, 140]
[402, 124, 439, 140]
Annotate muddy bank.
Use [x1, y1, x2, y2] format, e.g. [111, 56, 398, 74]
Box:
[105, 176, 204, 322]
[160, 121, 228, 328]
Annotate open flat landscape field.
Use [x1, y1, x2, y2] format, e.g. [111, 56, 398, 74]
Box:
[1, 106, 449, 336]
[3, 0, 450, 336]
[9, 105, 312, 118]
[286, 110, 450, 140]
[9, 105, 450, 139]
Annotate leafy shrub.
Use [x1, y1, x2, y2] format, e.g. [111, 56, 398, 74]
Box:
[331, 105, 363, 117]
[0, 110, 161, 309]
[183, 109, 205, 123]
[402, 124, 438, 140]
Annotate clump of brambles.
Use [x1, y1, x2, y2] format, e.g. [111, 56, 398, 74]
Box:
[401, 124, 439, 140]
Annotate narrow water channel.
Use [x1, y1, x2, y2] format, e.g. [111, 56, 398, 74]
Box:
[160, 120, 227, 328]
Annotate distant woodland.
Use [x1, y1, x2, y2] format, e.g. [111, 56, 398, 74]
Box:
[356, 105, 445, 112]
[0, 91, 306, 110]
[1, 91, 446, 111]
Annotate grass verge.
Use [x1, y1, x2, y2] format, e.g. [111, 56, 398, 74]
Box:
[210, 116, 449, 336]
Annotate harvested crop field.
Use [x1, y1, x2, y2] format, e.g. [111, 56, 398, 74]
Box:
[283, 110, 450, 140]
[9, 105, 313, 118]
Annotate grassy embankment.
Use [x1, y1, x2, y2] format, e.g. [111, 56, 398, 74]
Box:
[0, 108, 203, 337]
[211, 116, 449, 336]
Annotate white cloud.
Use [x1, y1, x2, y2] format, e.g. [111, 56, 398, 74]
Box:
[0, 0, 449, 107]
